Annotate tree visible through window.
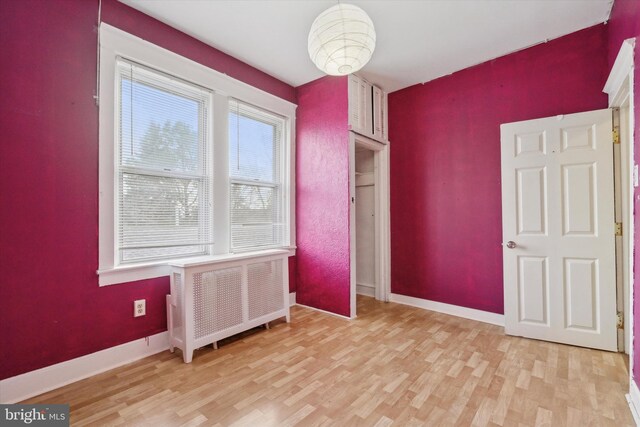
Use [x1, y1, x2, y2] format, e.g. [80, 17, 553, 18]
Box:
[117, 59, 212, 263]
[229, 100, 284, 251]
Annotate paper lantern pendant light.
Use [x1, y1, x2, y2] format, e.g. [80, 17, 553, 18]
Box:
[308, 3, 376, 76]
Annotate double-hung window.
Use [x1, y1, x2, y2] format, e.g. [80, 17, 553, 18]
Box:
[229, 100, 285, 251]
[116, 59, 213, 263]
[98, 24, 295, 286]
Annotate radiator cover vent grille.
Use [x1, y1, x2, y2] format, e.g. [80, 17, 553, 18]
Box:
[248, 260, 284, 321]
[193, 267, 243, 339]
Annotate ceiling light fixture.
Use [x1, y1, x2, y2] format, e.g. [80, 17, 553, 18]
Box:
[307, 3, 376, 76]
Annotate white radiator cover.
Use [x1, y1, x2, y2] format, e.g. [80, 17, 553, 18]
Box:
[167, 250, 290, 363]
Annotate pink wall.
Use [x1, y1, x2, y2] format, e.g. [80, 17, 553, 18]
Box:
[0, 0, 295, 381]
[288, 256, 296, 293]
[295, 76, 351, 317]
[607, 0, 640, 387]
[388, 25, 609, 314]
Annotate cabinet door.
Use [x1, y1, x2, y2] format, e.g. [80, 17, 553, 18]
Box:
[348, 75, 372, 137]
[372, 86, 384, 140]
[382, 91, 388, 141]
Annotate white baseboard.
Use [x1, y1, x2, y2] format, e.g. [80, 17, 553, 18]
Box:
[356, 284, 375, 297]
[0, 331, 169, 404]
[289, 292, 296, 307]
[627, 379, 640, 426]
[295, 303, 352, 320]
[389, 293, 505, 326]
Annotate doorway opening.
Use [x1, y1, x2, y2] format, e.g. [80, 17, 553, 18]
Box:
[349, 132, 391, 318]
[355, 145, 376, 299]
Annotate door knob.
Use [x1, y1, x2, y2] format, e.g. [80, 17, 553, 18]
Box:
[506, 241, 516, 249]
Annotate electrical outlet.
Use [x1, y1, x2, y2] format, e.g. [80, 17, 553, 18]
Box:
[134, 299, 146, 317]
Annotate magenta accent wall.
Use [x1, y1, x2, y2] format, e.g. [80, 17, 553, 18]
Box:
[607, 0, 640, 387]
[0, 0, 295, 381]
[388, 25, 610, 314]
[288, 256, 296, 293]
[295, 76, 351, 317]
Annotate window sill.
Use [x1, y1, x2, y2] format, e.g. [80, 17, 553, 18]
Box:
[97, 247, 296, 287]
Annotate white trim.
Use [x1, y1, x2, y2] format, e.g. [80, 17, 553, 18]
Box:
[295, 303, 352, 320]
[613, 95, 634, 354]
[168, 249, 290, 268]
[389, 293, 505, 326]
[356, 284, 376, 297]
[379, 142, 391, 303]
[289, 292, 296, 306]
[604, 39, 636, 104]
[0, 332, 169, 404]
[99, 248, 294, 286]
[627, 380, 640, 426]
[213, 93, 231, 256]
[98, 262, 170, 286]
[349, 136, 357, 318]
[604, 39, 636, 416]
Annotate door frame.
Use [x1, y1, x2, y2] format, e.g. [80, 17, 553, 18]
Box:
[349, 132, 391, 318]
[603, 37, 636, 406]
[604, 38, 635, 354]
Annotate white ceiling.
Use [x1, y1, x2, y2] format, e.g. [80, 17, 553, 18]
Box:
[119, 0, 613, 93]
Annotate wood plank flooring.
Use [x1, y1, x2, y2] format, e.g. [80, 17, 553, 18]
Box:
[25, 296, 634, 426]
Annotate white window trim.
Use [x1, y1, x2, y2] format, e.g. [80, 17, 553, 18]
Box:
[228, 99, 288, 252]
[115, 58, 215, 264]
[98, 23, 296, 286]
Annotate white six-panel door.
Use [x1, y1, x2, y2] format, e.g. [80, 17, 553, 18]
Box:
[501, 109, 617, 351]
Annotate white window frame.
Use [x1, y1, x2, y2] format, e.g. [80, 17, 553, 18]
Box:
[98, 23, 296, 286]
[115, 58, 214, 264]
[228, 99, 287, 252]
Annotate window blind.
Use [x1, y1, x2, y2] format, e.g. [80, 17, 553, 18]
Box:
[117, 58, 213, 263]
[229, 100, 284, 251]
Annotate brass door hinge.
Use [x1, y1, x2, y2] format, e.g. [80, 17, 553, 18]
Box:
[615, 222, 622, 236]
[617, 311, 624, 329]
[613, 127, 620, 144]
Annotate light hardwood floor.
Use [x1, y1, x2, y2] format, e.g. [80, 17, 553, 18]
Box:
[25, 296, 634, 426]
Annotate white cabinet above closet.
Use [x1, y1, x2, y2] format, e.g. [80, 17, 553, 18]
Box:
[348, 74, 388, 143]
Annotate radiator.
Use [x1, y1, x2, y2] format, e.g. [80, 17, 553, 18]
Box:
[166, 251, 290, 363]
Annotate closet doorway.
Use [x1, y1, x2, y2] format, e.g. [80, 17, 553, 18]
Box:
[355, 146, 376, 298]
[349, 132, 391, 318]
